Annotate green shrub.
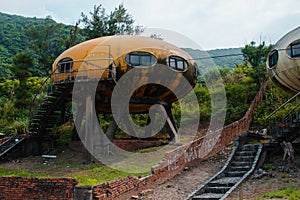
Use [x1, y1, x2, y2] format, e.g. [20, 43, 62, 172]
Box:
[51, 125, 73, 144]
[262, 163, 276, 170]
[1, 117, 28, 136]
[259, 186, 300, 200]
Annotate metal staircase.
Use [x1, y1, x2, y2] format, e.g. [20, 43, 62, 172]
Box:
[265, 92, 300, 142]
[186, 143, 263, 200]
[270, 118, 300, 142]
[0, 136, 26, 157]
[28, 85, 72, 135]
[28, 57, 115, 136]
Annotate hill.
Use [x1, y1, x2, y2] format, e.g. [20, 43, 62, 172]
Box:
[184, 48, 243, 69]
[0, 12, 71, 79]
[0, 12, 243, 79]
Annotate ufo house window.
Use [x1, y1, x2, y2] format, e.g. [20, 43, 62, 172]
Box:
[168, 56, 187, 71]
[287, 40, 300, 58]
[268, 50, 278, 68]
[58, 57, 73, 73]
[125, 52, 157, 67]
[194, 64, 200, 77]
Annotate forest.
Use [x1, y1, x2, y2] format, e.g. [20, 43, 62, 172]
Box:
[0, 4, 295, 138]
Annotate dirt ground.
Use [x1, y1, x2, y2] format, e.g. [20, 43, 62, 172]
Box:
[0, 145, 89, 177]
[138, 146, 233, 200]
[140, 146, 300, 200]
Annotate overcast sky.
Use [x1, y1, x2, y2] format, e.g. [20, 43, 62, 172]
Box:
[1, 0, 300, 50]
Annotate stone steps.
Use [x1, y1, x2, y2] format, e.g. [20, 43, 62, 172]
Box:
[186, 143, 262, 200]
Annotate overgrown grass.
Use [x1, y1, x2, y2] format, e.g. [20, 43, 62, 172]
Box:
[135, 145, 164, 153]
[69, 164, 148, 186]
[258, 186, 300, 200]
[262, 163, 277, 170]
[0, 168, 50, 178]
[0, 163, 148, 186]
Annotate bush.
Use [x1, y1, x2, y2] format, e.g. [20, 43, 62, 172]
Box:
[51, 125, 73, 144]
[260, 186, 300, 200]
[1, 118, 28, 136]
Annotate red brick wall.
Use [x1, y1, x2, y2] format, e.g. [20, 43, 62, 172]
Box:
[113, 140, 165, 152]
[0, 177, 78, 200]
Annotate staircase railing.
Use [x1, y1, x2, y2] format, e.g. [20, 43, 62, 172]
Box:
[28, 57, 116, 132]
[51, 58, 115, 84]
[281, 101, 300, 123]
[263, 91, 300, 132]
[29, 67, 59, 124]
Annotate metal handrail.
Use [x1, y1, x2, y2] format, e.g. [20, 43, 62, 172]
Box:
[263, 91, 300, 129]
[281, 101, 300, 123]
[29, 57, 116, 123]
[29, 67, 59, 121]
[265, 92, 300, 122]
[51, 59, 116, 83]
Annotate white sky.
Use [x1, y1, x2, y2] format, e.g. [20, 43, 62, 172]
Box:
[1, 0, 300, 50]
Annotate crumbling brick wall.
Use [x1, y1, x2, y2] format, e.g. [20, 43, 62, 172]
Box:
[113, 139, 165, 152]
[0, 177, 78, 200]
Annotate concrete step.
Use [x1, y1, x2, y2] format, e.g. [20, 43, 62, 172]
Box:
[235, 151, 255, 156]
[229, 166, 250, 171]
[209, 177, 240, 186]
[234, 155, 255, 162]
[231, 161, 252, 166]
[204, 186, 230, 194]
[241, 144, 258, 151]
[192, 193, 223, 200]
[225, 171, 247, 177]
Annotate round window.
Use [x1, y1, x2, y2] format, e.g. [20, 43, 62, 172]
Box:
[125, 52, 157, 67]
[58, 57, 73, 73]
[268, 50, 278, 69]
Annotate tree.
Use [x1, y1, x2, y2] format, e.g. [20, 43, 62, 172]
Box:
[241, 41, 273, 85]
[11, 52, 33, 109]
[79, 5, 108, 39]
[107, 4, 135, 35]
[79, 4, 141, 40]
[222, 63, 258, 124]
[23, 16, 68, 76]
[65, 22, 83, 49]
[11, 52, 33, 82]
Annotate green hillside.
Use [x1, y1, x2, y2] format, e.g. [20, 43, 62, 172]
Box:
[0, 12, 49, 55]
[0, 12, 244, 80]
[0, 12, 72, 79]
[0, 12, 41, 78]
[184, 48, 243, 69]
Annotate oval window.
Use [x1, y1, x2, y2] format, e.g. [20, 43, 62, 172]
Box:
[268, 50, 278, 68]
[287, 40, 300, 58]
[168, 56, 187, 71]
[125, 52, 157, 67]
[58, 57, 73, 73]
[193, 64, 200, 77]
